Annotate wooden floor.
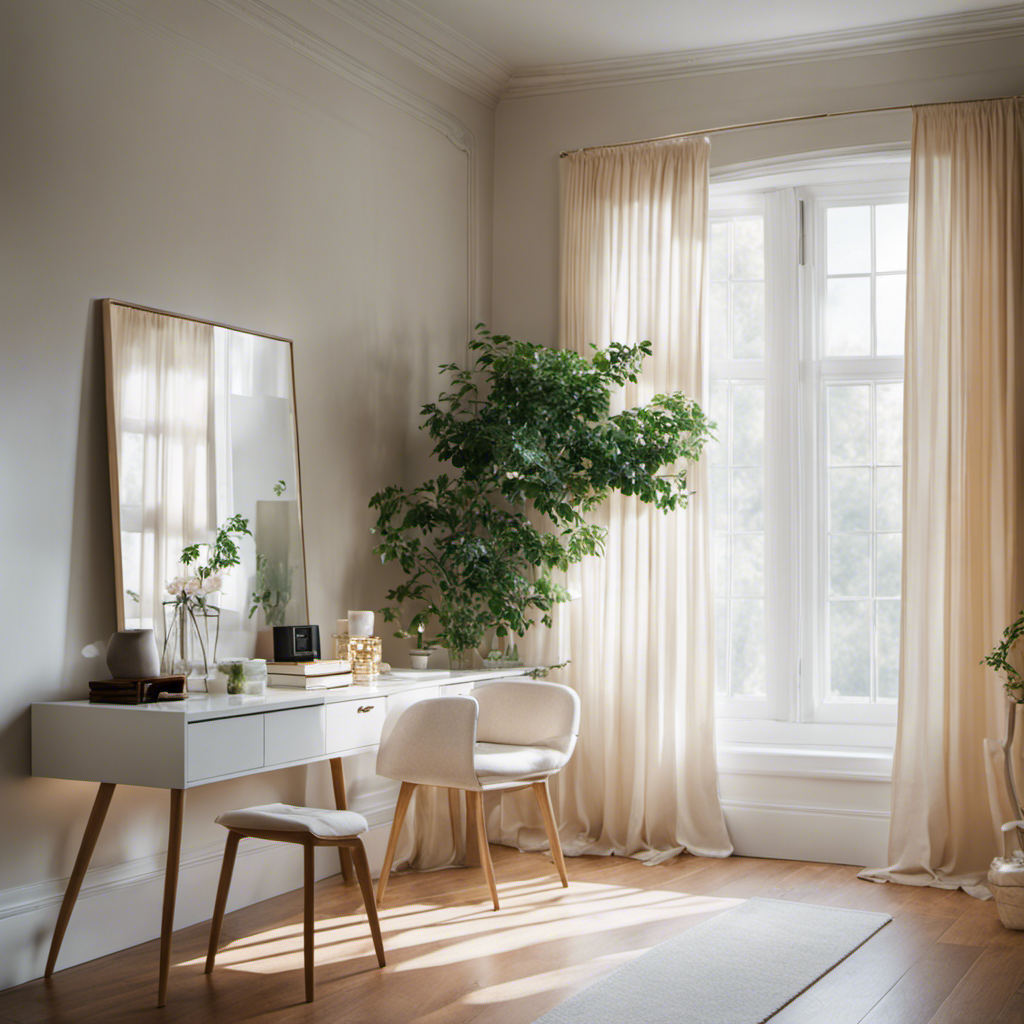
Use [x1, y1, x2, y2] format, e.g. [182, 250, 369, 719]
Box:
[1, 847, 1022, 1024]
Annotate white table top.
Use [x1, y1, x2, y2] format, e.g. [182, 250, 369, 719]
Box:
[32, 668, 532, 722]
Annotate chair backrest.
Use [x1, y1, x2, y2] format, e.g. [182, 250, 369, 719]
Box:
[375, 695, 481, 789]
[473, 680, 580, 756]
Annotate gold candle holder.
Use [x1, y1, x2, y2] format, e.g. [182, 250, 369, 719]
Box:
[332, 632, 350, 661]
[348, 636, 382, 684]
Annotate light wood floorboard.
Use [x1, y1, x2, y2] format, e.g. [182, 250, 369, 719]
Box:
[0, 847, 1020, 1024]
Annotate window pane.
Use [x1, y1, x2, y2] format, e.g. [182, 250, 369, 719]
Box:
[732, 534, 764, 596]
[827, 205, 871, 274]
[875, 203, 908, 272]
[876, 533, 902, 597]
[876, 274, 906, 356]
[711, 467, 729, 531]
[876, 599, 901, 699]
[709, 281, 729, 358]
[732, 282, 764, 359]
[829, 468, 871, 531]
[828, 385, 871, 465]
[715, 598, 728, 695]
[709, 382, 729, 465]
[731, 599, 765, 697]
[829, 600, 871, 698]
[714, 534, 730, 594]
[876, 383, 903, 464]
[733, 217, 764, 280]
[830, 534, 870, 597]
[732, 384, 764, 465]
[732, 468, 764, 532]
[876, 466, 902, 531]
[826, 277, 871, 356]
[710, 221, 730, 280]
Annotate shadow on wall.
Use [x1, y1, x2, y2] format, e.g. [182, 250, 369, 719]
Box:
[59, 301, 117, 707]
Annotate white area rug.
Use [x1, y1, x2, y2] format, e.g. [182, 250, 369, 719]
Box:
[533, 897, 890, 1024]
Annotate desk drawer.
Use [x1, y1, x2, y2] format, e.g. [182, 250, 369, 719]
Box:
[188, 716, 264, 782]
[265, 706, 325, 766]
[440, 681, 475, 697]
[326, 698, 386, 753]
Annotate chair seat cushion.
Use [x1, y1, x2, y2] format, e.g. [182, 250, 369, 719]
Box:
[473, 742, 566, 781]
[215, 803, 368, 839]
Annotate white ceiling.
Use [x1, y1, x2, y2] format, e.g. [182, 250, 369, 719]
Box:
[402, 0, 1022, 68]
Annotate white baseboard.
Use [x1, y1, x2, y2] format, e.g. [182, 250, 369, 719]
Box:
[722, 799, 889, 866]
[0, 821, 392, 992]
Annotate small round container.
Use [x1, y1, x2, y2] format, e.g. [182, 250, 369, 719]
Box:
[214, 658, 267, 696]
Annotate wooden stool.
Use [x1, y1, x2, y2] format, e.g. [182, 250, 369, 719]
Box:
[205, 803, 385, 1003]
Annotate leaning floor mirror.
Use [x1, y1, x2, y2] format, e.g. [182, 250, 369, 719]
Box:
[103, 299, 308, 687]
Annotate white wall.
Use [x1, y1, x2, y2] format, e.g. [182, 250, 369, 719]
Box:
[491, 35, 1024, 866]
[0, 0, 493, 989]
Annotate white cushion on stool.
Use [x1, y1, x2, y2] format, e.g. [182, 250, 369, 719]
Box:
[215, 803, 369, 840]
[473, 742, 566, 780]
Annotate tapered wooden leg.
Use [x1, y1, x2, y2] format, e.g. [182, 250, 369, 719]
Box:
[447, 788, 462, 855]
[157, 789, 185, 1008]
[464, 788, 481, 867]
[303, 841, 315, 1003]
[205, 831, 241, 973]
[44, 782, 116, 979]
[376, 782, 415, 906]
[532, 780, 569, 887]
[350, 841, 386, 968]
[329, 757, 354, 884]
[469, 791, 499, 911]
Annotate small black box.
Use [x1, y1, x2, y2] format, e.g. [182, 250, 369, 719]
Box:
[272, 625, 322, 662]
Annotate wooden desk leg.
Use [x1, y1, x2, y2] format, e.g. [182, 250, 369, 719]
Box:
[329, 757, 354, 885]
[44, 782, 116, 978]
[464, 789, 481, 867]
[157, 789, 185, 1008]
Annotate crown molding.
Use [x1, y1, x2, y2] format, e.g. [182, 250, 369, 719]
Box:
[505, 3, 1024, 99]
[312, 0, 511, 108]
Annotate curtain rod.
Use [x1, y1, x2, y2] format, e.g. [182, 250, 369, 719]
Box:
[558, 94, 1022, 158]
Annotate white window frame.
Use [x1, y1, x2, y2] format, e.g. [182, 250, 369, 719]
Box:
[709, 149, 909, 748]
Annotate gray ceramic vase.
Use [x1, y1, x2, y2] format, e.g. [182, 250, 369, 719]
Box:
[106, 628, 161, 679]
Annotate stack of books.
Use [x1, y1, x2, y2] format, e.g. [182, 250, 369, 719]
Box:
[89, 675, 187, 704]
[267, 659, 351, 689]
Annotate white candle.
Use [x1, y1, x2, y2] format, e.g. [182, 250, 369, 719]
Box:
[336, 618, 348, 636]
[348, 610, 374, 637]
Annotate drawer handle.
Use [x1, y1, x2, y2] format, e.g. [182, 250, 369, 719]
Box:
[357, 705, 375, 713]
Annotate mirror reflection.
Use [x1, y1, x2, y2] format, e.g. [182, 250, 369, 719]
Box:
[104, 300, 308, 679]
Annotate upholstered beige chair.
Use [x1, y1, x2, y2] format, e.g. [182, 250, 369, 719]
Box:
[375, 679, 581, 910]
[206, 804, 385, 1003]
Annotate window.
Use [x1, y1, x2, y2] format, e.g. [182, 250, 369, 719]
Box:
[709, 159, 908, 735]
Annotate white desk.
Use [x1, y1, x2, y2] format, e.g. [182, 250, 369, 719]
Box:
[31, 668, 529, 1004]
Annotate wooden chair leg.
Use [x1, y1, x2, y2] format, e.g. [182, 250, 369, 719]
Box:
[158, 788, 185, 1008]
[469, 791, 499, 911]
[45, 782, 116, 978]
[376, 781, 415, 907]
[532, 780, 569, 888]
[350, 841, 386, 968]
[329, 757, 355, 885]
[447, 788, 462, 855]
[205, 831, 241, 973]
[303, 842, 315, 1003]
[464, 788, 481, 867]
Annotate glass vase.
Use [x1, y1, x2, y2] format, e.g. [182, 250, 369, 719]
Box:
[162, 601, 218, 689]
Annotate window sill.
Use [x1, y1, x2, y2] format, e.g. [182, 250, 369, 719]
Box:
[715, 718, 895, 782]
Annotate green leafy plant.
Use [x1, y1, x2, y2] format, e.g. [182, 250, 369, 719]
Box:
[248, 552, 294, 627]
[983, 608, 1024, 702]
[370, 326, 714, 660]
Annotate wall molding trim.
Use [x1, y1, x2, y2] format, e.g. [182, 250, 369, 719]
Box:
[504, 3, 1024, 99]
[312, 0, 511, 108]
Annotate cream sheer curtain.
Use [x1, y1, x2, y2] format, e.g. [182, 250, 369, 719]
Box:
[493, 139, 733, 863]
[862, 98, 1024, 894]
[110, 305, 216, 638]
